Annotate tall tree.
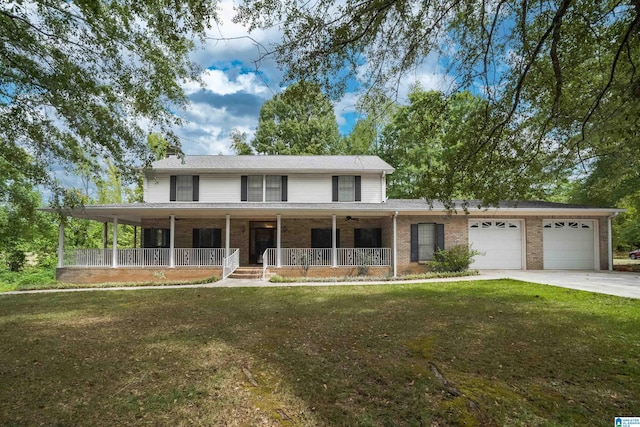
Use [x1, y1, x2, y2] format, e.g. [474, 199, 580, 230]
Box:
[252, 81, 343, 155]
[1, 1, 216, 211]
[0, 177, 57, 271]
[234, 0, 640, 204]
[378, 87, 558, 204]
[229, 129, 254, 155]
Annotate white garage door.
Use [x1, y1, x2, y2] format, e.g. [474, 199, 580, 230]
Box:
[543, 220, 595, 269]
[468, 220, 523, 269]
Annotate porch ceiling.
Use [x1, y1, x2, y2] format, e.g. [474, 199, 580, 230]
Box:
[40, 200, 623, 225]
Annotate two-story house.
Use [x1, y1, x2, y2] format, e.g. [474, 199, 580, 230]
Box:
[53, 155, 622, 284]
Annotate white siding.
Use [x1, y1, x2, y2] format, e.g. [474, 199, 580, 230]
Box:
[199, 174, 240, 202]
[144, 174, 170, 203]
[144, 172, 384, 203]
[288, 174, 333, 202]
[360, 174, 382, 203]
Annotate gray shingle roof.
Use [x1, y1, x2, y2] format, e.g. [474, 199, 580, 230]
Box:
[384, 199, 617, 210]
[151, 155, 395, 173]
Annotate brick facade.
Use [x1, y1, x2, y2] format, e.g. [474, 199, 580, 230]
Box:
[57, 267, 222, 284]
[62, 213, 612, 283]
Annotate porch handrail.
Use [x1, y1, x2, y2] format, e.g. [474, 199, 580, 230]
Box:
[63, 248, 231, 268]
[118, 248, 170, 267]
[222, 248, 240, 279]
[262, 248, 277, 280]
[337, 248, 391, 266]
[64, 248, 113, 267]
[174, 248, 225, 267]
[262, 247, 391, 279]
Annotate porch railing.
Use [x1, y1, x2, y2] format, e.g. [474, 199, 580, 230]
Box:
[175, 248, 225, 267]
[63, 248, 230, 268]
[118, 248, 170, 267]
[262, 248, 391, 279]
[64, 248, 113, 267]
[222, 248, 240, 279]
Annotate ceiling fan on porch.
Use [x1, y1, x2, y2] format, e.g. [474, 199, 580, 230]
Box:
[345, 216, 360, 222]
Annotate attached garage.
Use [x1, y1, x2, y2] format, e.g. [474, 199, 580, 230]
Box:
[543, 220, 596, 269]
[468, 220, 524, 269]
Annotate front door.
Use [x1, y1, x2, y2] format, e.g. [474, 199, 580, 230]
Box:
[250, 222, 276, 264]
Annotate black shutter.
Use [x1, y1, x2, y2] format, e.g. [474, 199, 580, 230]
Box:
[355, 176, 361, 201]
[410, 224, 419, 262]
[332, 176, 339, 201]
[436, 224, 445, 251]
[375, 228, 382, 247]
[281, 176, 288, 201]
[241, 176, 248, 201]
[192, 229, 200, 248]
[213, 229, 222, 248]
[192, 176, 199, 201]
[354, 228, 361, 248]
[169, 176, 177, 201]
[143, 228, 152, 248]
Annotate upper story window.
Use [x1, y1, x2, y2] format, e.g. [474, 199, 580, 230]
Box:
[170, 175, 199, 201]
[241, 175, 288, 202]
[332, 176, 361, 202]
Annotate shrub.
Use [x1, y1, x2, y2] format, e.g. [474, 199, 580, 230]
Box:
[7, 248, 27, 272]
[432, 245, 481, 272]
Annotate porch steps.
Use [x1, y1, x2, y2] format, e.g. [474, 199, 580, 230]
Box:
[227, 267, 263, 279]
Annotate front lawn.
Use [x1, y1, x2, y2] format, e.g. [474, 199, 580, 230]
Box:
[1, 280, 638, 426]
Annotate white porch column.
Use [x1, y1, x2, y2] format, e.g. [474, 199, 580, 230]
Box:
[332, 214, 337, 267]
[169, 215, 175, 268]
[225, 214, 230, 257]
[57, 221, 65, 268]
[112, 216, 118, 268]
[608, 214, 616, 270]
[276, 214, 282, 267]
[393, 212, 398, 278]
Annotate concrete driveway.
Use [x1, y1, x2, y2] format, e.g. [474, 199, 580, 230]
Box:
[483, 270, 640, 299]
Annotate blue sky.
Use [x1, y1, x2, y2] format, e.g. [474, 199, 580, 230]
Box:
[171, 0, 453, 155]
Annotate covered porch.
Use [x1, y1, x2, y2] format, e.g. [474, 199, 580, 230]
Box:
[54, 204, 400, 283]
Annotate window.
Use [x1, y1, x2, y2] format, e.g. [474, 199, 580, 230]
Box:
[193, 228, 222, 248]
[354, 228, 382, 248]
[143, 228, 170, 248]
[265, 175, 282, 201]
[410, 223, 444, 262]
[338, 176, 355, 201]
[241, 175, 288, 202]
[332, 176, 361, 202]
[418, 223, 436, 261]
[311, 229, 339, 248]
[247, 175, 263, 201]
[170, 175, 199, 201]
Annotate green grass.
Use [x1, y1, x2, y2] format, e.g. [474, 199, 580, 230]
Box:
[0, 279, 639, 426]
[0, 266, 57, 292]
